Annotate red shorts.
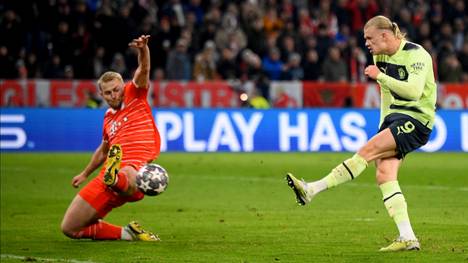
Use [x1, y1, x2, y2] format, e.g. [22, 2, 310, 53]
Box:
[79, 170, 144, 218]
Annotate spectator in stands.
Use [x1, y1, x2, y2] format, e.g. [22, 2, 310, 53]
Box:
[301, 35, 318, 59]
[302, 49, 321, 81]
[198, 19, 218, 51]
[25, 53, 40, 78]
[279, 0, 295, 22]
[335, 0, 351, 26]
[262, 47, 284, 81]
[281, 53, 304, 81]
[429, 3, 444, 44]
[279, 34, 298, 63]
[110, 53, 130, 79]
[322, 46, 348, 82]
[193, 40, 218, 81]
[214, 4, 246, 57]
[150, 17, 177, 70]
[335, 24, 351, 50]
[439, 52, 463, 83]
[166, 38, 191, 80]
[298, 7, 314, 37]
[93, 47, 106, 78]
[262, 6, 283, 39]
[395, 8, 415, 41]
[239, 49, 264, 84]
[278, 17, 300, 51]
[315, 23, 334, 64]
[453, 18, 465, 52]
[346, 37, 367, 83]
[152, 67, 166, 82]
[0, 10, 23, 58]
[114, 4, 138, 52]
[351, 46, 367, 83]
[84, 90, 101, 109]
[458, 41, 468, 82]
[414, 21, 431, 44]
[71, 23, 94, 79]
[43, 54, 65, 79]
[217, 47, 239, 80]
[244, 17, 268, 57]
[316, 0, 339, 38]
[0, 46, 18, 78]
[204, 5, 222, 28]
[161, 0, 186, 27]
[186, 0, 204, 27]
[52, 21, 74, 66]
[64, 65, 74, 80]
[347, 0, 378, 33]
[451, 0, 466, 20]
[248, 88, 270, 109]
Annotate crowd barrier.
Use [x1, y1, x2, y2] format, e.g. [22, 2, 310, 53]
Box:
[1, 108, 467, 152]
[1, 80, 467, 108]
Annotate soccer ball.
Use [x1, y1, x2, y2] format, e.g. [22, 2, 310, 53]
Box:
[136, 163, 169, 196]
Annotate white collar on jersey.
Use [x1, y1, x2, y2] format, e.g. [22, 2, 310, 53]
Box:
[108, 101, 125, 114]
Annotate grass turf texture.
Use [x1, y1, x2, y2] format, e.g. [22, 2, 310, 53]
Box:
[1, 152, 467, 263]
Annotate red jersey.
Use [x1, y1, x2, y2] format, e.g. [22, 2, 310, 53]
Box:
[102, 82, 160, 169]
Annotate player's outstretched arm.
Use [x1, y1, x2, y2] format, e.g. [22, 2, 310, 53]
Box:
[71, 141, 109, 188]
[129, 35, 151, 89]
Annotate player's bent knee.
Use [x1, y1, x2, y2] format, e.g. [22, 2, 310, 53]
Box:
[61, 222, 80, 239]
[61, 227, 77, 239]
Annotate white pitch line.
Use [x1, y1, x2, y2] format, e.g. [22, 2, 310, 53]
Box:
[343, 182, 468, 192]
[1, 254, 99, 263]
[183, 174, 468, 192]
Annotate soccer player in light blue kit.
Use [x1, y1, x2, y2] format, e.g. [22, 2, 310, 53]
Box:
[286, 15, 436, 252]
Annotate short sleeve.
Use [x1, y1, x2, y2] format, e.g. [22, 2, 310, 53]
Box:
[124, 81, 149, 104]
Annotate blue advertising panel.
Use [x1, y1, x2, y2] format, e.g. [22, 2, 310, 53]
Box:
[1, 108, 467, 152]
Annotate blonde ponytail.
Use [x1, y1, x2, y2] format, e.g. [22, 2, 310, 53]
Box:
[391, 22, 406, 40]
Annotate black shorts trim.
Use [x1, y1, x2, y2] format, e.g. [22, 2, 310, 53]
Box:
[389, 104, 423, 113]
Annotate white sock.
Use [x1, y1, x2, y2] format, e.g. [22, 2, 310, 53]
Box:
[307, 179, 328, 194]
[121, 227, 133, 241]
[397, 221, 417, 240]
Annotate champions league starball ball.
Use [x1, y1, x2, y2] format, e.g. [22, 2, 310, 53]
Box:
[136, 164, 169, 196]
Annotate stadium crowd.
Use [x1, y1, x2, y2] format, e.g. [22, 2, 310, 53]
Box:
[1, 0, 467, 84]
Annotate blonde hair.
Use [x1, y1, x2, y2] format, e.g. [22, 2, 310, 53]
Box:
[364, 15, 406, 40]
[97, 71, 123, 89]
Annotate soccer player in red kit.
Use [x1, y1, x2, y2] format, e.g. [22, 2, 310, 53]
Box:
[61, 35, 161, 241]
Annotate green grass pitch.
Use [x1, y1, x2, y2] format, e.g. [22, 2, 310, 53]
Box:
[1, 152, 467, 262]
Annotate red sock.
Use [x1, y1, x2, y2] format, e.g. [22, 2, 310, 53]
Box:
[75, 221, 122, 240]
[112, 171, 129, 193]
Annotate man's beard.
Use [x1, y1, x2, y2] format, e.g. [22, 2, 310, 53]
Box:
[109, 100, 122, 110]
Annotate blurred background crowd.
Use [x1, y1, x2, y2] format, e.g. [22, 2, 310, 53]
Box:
[1, 0, 467, 83]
